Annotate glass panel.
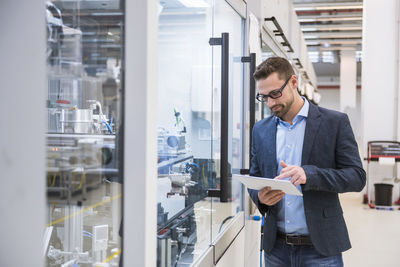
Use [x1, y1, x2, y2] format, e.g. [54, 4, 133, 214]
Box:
[211, 1, 244, 239]
[156, 1, 214, 266]
[45, 1, 123, 266]
[260, 42, 276, 119]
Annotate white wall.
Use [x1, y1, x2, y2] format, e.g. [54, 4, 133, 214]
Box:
[340, 50, 357, 111]
[362, 0, 398, 145]
[319, 89, 362, 144]
[0, 1, 46, 266]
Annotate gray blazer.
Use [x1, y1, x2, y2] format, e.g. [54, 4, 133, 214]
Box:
[248, 102, 366, 257]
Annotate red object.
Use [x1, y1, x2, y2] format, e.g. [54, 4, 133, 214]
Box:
[56, 100, 71, 104]
[363, 194, 368, 204]
[368, 203, 375, 209]
[159, 228, 169, 235]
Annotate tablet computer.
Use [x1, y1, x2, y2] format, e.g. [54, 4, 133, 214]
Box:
[233, 174, 302, 196]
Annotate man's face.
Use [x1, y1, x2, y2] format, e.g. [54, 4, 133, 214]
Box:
[256, 72, 295, 118]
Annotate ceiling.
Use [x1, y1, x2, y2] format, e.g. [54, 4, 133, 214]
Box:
[292, 0, 363, 61]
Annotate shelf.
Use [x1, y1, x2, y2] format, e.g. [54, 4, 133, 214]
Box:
[157, 154, 193, 170]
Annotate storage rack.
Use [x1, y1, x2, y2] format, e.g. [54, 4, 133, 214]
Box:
[364, 141, 400, 208]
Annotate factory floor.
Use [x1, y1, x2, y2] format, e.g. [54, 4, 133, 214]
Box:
[341, 192, 400, 267]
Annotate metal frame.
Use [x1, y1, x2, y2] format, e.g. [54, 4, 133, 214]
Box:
[124, 0, 158, 266]
[261, 25, 287, 58]
[264, 17, 294, 53]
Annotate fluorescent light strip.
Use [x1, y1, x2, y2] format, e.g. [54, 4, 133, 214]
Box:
[294, 2, 363, 11]
[299, 17, 362, 22]
[306, 40, 361, 45]
[178, 0, 209, 8]
[304, 33, 362, 39]
[315, 5, 363, 10]
[302, 26, 362, 32]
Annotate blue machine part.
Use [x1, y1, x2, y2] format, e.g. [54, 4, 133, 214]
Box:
[167, 136, 179, 148]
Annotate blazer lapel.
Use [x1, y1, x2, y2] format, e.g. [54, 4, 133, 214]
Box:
[301, 103, 322, 165]
[262, 117, 278, 177]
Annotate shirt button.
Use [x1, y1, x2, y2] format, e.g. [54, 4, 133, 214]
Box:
[287, 220, 290, 223]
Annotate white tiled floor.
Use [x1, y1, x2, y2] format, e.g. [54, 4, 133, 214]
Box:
[341, 192, 400, 266]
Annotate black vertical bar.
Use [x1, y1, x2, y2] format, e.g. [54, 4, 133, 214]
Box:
[249, 53, 256, 170]
[207, 33, 230, 202]
[261, 103, 264, 119]
[220, 32, 229, 203]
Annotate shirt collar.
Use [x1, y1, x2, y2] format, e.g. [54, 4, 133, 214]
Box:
[274, 97, 309, 124]
[298, 97, 309, 118]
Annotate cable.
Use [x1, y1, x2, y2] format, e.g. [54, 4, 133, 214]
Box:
[260, 216, 264, 267]
[83, 233, 92, 239]
[173, 232, 196, 267]
[102, 120, 114, 134]
[109, 116, 113, 129]
[83, 230, 93, 237]
[218, 216, 234, 233]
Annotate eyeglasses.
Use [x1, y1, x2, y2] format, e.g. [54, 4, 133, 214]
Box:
[256, 76, 291, 102]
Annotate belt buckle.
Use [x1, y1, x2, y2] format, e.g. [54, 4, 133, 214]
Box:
[285, 234, 299, 246]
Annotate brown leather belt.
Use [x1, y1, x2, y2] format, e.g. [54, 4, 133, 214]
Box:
[277, 231, 313, 246]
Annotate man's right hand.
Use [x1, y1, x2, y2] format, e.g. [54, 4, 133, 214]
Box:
[258, 186, 285, 206]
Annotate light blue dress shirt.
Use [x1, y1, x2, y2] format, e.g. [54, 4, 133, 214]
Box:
[275, 97, 309, 235]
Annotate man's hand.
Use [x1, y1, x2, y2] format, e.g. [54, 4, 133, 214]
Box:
[258, 186, 285, 206]
[275, 160, 307, 186]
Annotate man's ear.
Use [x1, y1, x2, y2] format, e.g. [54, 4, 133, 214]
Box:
[291, 75, 298, 90]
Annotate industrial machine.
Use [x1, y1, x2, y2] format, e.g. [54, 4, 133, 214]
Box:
[44, 1, 122, 266]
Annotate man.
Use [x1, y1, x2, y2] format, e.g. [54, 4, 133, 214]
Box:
[248, 57, 366, 266]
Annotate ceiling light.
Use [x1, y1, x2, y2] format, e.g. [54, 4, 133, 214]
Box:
[302, 28, 317, 32]
[315, 5, 362, 10]
[302, 26, 362, 32]
[312, 17, 362, 22]
[326, 17, 361, 21]
[294, 2, 363, 11]
[298, 18, 314, 22]
[178, 0, 209, 8]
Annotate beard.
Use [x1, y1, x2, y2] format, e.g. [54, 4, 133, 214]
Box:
[270, 93, 294, 119]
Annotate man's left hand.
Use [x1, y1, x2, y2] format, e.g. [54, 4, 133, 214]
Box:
[275, 160, 307, 186]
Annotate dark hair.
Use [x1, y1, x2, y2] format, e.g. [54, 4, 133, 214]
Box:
[253, 57, 294, 81]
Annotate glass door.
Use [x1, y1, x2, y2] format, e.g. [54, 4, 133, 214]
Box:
[156, 1, 247, 265]
[260, 41, 276, 119]
[210, 0, 245, 239]
[44, 1, 124, 266]
[157, 1, 214, 266]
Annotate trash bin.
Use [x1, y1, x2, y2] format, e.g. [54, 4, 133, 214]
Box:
[374, 183, 393, 206]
